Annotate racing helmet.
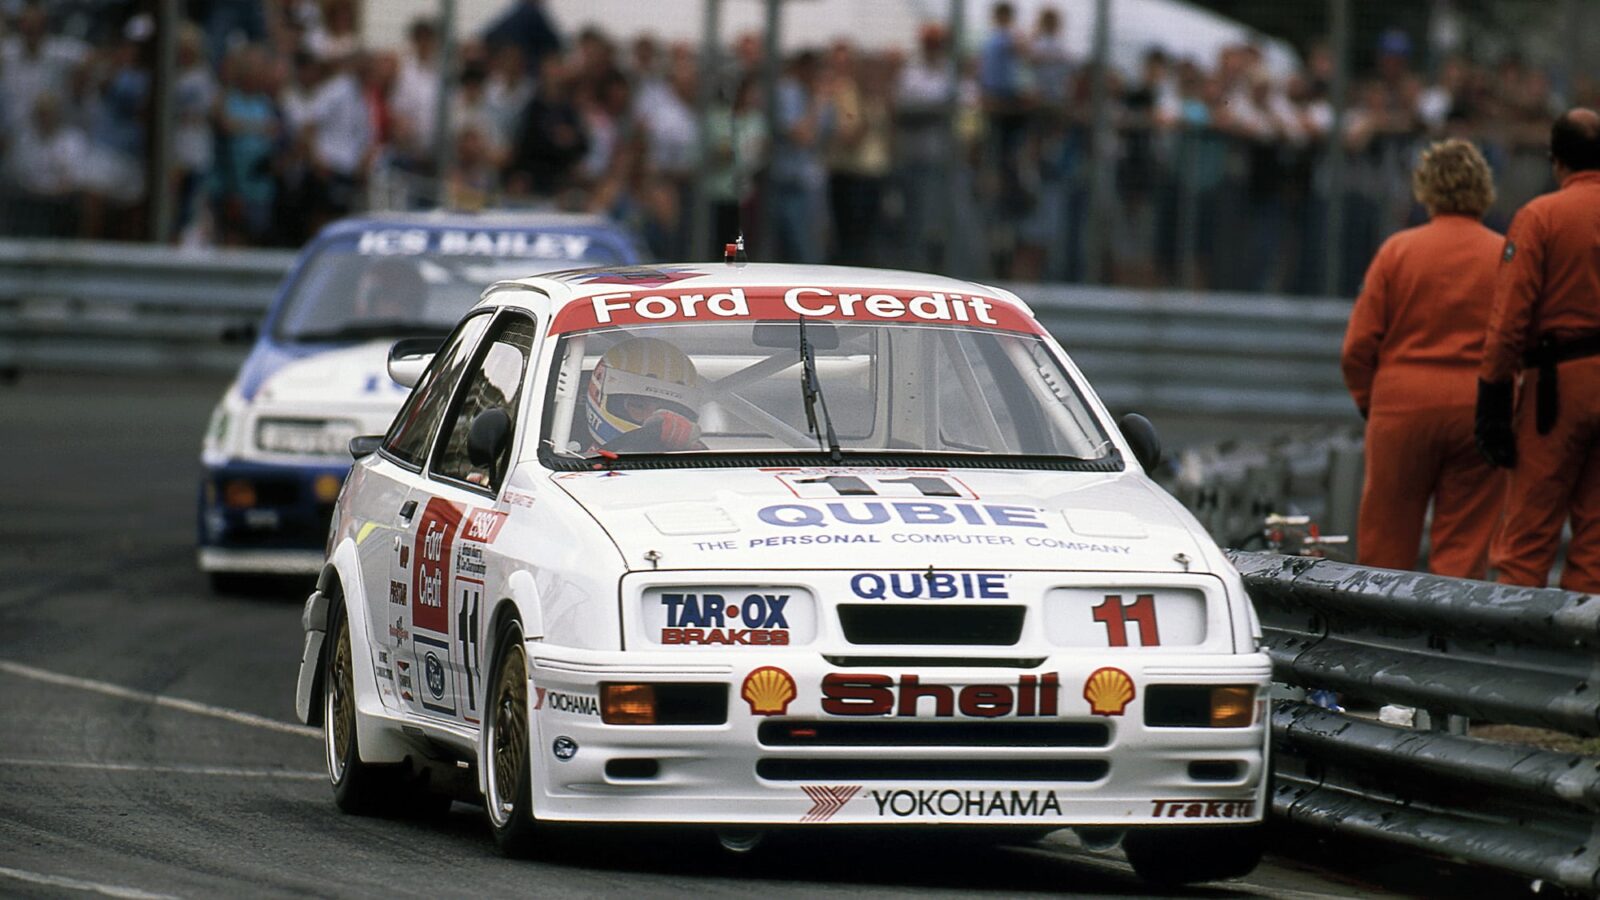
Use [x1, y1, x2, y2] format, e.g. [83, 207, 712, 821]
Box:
[586, 337, 702, 445]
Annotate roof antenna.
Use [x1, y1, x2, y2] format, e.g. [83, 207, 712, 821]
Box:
[724, 233, 747, 266]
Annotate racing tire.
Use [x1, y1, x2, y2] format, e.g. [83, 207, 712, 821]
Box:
[323, 601, 395, 815]
[484, 616, 539, 857]
[1122, 824, 1265, 886]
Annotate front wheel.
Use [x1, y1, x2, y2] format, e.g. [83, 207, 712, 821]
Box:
[484, 617, 539, 856]
[324, 603, 394, 814]
[1122, 824, 1265, 886]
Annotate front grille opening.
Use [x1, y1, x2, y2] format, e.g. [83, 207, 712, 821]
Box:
[757, 758, 1108, 782]
[605, 758, 661, 779]
[838, 604, 1024, 645]
[1188, 760, 1243, 782]
[759, 720, 1109, 748]
[824, 656, 1047, 668]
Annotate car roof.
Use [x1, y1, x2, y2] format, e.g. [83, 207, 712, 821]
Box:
[316, 209, 629, 235]
[480, 262, 1035, 318]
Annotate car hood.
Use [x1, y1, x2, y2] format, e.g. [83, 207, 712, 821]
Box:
[250, 340, 413, 417]
[551, 467, 1212, 574]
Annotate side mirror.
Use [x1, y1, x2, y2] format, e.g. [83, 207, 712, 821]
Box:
[348, 434, 383, 459]
[467, 407, 512, 473]
[1118, 413, 1162, 471]
[387, 337, 439, 388]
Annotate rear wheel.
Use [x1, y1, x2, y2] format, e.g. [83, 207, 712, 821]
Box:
[324, 604, 393, 814]
[1122, 824, 1265, 886]
[484, 617, 539, 856]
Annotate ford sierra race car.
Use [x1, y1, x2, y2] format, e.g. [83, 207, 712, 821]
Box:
[198, 212, 641, 590]
[293, 262, 1271, 886]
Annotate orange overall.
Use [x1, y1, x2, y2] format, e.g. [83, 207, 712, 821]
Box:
[1481, 170, 1600, 592]
[1342, 214, 1505, 577]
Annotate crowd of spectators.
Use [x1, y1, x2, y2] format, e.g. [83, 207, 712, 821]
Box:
[1, 0, 1594, 295]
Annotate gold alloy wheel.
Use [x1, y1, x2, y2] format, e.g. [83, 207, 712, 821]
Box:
[325, 620, 355, 784]
[487, 638, 528, 826]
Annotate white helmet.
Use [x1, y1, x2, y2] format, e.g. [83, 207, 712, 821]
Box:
[585, 338, 702, 446]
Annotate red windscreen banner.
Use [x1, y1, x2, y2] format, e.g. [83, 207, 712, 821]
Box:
[547, 286, 1044, 336]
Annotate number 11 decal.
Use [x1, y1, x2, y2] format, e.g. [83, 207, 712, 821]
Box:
[457, 586, 482, 713]
[1091, 594, 1161, 647]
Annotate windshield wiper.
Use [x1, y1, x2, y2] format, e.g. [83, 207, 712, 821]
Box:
[290, 320, 448, 343]
[797, 316, 843, 462]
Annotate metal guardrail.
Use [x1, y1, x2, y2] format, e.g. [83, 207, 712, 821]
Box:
[0, 240, 293, 375]
[0, 240, 1356, 418]
[1229, 550, 1600, 895]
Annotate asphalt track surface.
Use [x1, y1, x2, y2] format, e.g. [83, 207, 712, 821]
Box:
[0, 373, 1539, 900]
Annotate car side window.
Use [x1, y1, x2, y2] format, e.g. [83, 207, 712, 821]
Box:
[383, 313, 492, 468]
[432, 314, 539, 491]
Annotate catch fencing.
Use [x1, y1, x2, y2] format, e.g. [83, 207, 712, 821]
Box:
[1231, 550, 1600, 895]
[0, 239, 1355, 418]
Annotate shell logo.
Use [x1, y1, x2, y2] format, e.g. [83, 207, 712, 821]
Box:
[741, 666, 797, 716]
[1083, 667, 1135, 716]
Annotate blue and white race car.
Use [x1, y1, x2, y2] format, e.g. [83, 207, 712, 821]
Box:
[198, 212, 641, 589]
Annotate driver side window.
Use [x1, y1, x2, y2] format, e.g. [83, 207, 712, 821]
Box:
[382, 313, 492, 468]
[432, 315, 539, 491]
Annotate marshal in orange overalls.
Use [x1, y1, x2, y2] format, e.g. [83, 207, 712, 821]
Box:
[1480, 169, 1600, 592]
[1343, 214, 1505, 577]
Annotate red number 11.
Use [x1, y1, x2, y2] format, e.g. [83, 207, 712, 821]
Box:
[1091, 594, 1161, 646]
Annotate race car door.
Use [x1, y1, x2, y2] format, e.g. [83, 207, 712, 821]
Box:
[394, 312, 539, 726]
[361, 311, 492, 711]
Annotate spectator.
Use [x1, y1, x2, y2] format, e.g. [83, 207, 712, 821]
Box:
[894, 24, 954, 269]
[4, 93, 89, 236]
[298, 51, 371, 228]
[770, 50, 835, 264]
[215, 44, 279, 245]
[826, 42, 890, 267]
[446, 126, 500, 211]
[305, 0, 359, 63]
[1341, 138, 1504, 578]
[454, 62, 508, 166]
[173, 24, 218, 237]
[704, 74, 766, 254]
[506, 53, 587, 202]
[482, 0, 561, 74]
[1477, 109, 1600, 592]
[1031, 7, 1073, 106]
[0, 2, 88, 134]
[389, 16, 441, 169]
[483, 43, 534, 144]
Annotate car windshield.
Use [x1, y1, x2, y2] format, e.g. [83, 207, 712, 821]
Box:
[273, 232, 624, 344]
[539, 297, 1116, 467]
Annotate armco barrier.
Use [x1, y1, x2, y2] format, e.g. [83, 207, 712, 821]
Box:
[1229, 550, 1600, 894]
[0, 240, 1356, 417]
[0, 240, 293, 375]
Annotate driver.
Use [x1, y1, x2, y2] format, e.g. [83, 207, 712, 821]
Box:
[353, 257, 428, 322]
[586, 337, 705, 452]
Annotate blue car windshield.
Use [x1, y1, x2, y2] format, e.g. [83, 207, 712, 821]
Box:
[273, 231, 624, 344]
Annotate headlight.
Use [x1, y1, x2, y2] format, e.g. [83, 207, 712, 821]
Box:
[255, 417, 361, 456]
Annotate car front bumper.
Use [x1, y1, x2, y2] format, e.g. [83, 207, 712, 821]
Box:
[521, 649, 1271, 828]
[197, 460, 348, 574]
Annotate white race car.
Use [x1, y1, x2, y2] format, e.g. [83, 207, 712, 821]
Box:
[294, 262, 1271, 886]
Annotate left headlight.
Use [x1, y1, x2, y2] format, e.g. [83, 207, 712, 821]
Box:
[255, 417, 362, 457]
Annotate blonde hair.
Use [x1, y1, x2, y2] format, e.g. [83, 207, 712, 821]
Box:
[1412, 139, 1496, 218]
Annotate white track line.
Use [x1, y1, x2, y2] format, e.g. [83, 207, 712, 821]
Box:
[0, 659, 319, 739]
[0, 865, 179, 900]
[0, 758, 324, 781]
